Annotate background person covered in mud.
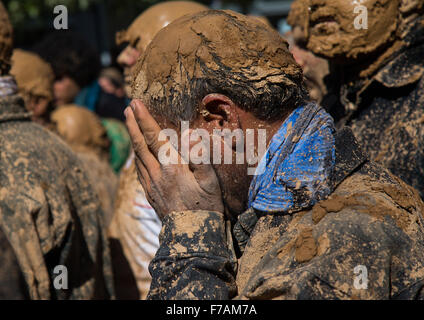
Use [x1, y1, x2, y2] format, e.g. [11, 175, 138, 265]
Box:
[289, 0, 424, 198]
[33, 31, 101, 109]
[50, 105, 118, 229]
[0, 1, 114, 299]
[10, 49, 55, 128]
[109, 1, 209, 299]
[285, 0, 329, 104]
[34, 31, 131, 173]
[126, 10, 424, 300]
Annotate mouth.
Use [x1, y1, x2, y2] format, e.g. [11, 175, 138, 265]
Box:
[123, 69, 133, 85]
[124, 75, 132, 85]
[311, 15, 337, 27]
[310, 15, 339, 35]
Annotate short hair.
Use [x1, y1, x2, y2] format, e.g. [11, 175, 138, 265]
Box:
[132, 10, 308, 124]
[33, 31, 100, 88]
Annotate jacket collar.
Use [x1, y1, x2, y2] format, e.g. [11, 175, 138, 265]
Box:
[373, 28, 424, 88]
[233, 126, 367, 254]
[0, 93, 32, 123]
[330, 126, 367, 189]
[337, 20, 424, 120]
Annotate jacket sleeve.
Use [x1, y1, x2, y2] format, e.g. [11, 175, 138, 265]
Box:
[147, 210, 238, 300]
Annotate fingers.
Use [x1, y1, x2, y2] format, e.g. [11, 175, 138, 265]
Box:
[125, 106, 160, 172]
[130, 99, 167, 159]
[134, 155, 151, 187]
[186, 131, 220, 195]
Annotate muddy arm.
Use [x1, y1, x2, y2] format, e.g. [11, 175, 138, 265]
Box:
[147, 210, 237, 300]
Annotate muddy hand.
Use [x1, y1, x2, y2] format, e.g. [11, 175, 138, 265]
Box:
[125, 99, 224, 220]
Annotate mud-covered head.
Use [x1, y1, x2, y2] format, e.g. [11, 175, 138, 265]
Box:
[132, 10, 307, 124]
[0, 1, 13, 75]
[51, 105, 110, 158]
[292, 0, 424, 61]
[116, 1, 209, 97]
[117, 1, 209, 54]
[11, 49, 54, 118]
[132, 10, 307, 216]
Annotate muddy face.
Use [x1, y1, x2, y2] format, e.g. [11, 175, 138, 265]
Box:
[133, 10, 302, 217]
[290, 42, 329, 103]
[116, 2, 208, 98]
[117, 45, 141, 97]
[22, 93, 49, 117]
[53, 76, 80, 107]
[10, 49, 54, 118]
[306, 0, 400, 60]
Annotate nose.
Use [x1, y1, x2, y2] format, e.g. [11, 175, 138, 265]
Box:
[117, 46, 131, 67]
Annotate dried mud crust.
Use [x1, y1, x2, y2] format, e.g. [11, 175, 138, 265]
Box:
[236, 162, 424, 299]
[0, 95, 114, 299]
[132, 10, 304, 121]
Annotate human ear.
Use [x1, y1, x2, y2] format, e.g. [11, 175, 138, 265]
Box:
[200, 93, 240, 130]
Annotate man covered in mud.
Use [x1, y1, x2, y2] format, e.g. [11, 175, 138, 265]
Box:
[286, 1, 329, 104]
[289, 0, 424, 197]
[126, 10, 424, 299]
[10, 49, 55, 127]
[51, 105, 118, 228]
[0, 2, 114, 299]
[110, 1, 208, 299]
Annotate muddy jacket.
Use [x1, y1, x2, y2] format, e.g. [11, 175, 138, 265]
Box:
[147, 128, 424, 300]
[0, 94, 114, 299]
[322, 20, 424, 199]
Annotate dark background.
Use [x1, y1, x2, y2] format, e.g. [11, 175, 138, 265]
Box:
[3, 0, 294, 67]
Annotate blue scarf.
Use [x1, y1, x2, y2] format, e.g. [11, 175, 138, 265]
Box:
[248, 102, 335, 213]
